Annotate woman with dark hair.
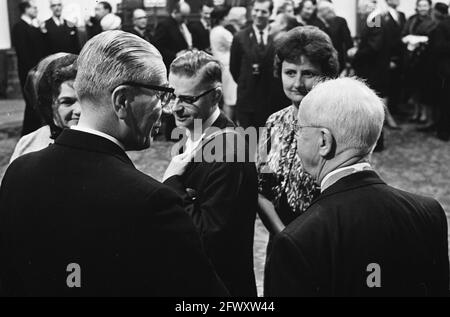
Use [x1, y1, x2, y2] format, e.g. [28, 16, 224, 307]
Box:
[10, 53, 80, 162]
[257, 26, 339, 236]
[402, 0, 438, 127]
[210, 5, 237, 122]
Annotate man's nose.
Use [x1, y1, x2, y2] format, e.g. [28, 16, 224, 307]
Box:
[172, 99, 185, 114]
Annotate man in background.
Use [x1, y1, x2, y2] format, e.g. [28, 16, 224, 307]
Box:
[12, 0, 47, 135]
[86, 1, 112, 39]
[230, 0, 276, 129]
[188, 0, 214, 51]
[123, 8, 152, 43]
[45, 0, 80, 55]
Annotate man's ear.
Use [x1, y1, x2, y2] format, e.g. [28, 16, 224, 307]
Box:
[213, 87, 223, 105]
[318, 128, 335, 158]
[111, 86, 130, 120]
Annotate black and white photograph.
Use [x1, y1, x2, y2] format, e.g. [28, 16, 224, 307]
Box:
[0, 0, 449, 302]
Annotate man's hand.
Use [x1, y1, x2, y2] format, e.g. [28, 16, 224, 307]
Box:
[163, 152, 193, 182]
[347, 47, 358, 59]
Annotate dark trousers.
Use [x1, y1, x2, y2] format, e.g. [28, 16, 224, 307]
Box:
[437, 78, 450, 138]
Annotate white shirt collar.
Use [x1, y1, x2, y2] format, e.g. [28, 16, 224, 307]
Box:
[21, 15, 33, 26]
[200, 18, 210, 30]
[185, 107, 221, 153]
[71, 126, 125, 151]
[388, 7, 399, 22]
[252, 24, 270, 45]
[320, 162, 372, 193]
[53, 16, 64, 26]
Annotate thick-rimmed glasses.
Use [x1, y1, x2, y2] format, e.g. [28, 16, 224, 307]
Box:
[164, 87, 218, 114]
[111, 81, 175, 108]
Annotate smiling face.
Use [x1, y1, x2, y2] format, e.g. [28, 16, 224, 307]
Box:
[53, 81, 81, 128]
[252, 1, 272, 29]
[168, 73, 217, 131]
[281, 56, 322, 107]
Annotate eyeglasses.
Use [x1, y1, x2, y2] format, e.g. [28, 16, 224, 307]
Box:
[292, 122, 330, 138]
[164, 87, 218, 113]
[111, 81, 175, 108]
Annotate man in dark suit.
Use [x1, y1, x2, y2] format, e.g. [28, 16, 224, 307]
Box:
[316, 1, 353, 72]
[265, 77, 449, 296]
[188, 1, 214, 51]
[86, 1, 112, 39]
[44, 0, 80, 55]
[153, 1, 192, 69]
[11, 0, 47, 136]
[164, 51, 258, 296]
[230, 0, 276, 129]
[385, 0, 406, 117]
[0, 31, 227, 297]
[123, 8, 152, 43]
[432, 7, 450, 141]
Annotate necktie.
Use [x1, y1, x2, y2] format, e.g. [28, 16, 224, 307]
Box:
[259, 30, 265, 49]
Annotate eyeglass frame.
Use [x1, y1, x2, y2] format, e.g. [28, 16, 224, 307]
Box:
[169, 86, 219, 105]
[110, 81, 175, 107]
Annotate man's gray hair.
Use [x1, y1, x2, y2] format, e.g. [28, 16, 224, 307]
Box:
[74, 30, 166, 102]
[300, 77, 385, 155]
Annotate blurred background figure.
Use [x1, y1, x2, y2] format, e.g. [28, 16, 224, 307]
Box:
[316, 0, 353, 73]
[295, 0, 317, 26]
[402, 0, 438, 130]
[10, 53, 80, 162]
[44, 0, 80, 55]
[210, 5, 237, 121]
[431, 2, 450, 141]
[154, 0, 192, 140]
[101, 13, 122, 31]
[123, 9, 152, 43]
[225, 6, 247, 35]
[12, 0, 47, 136]
[188, 0, 215, 51]
[86, 1, 112, 39]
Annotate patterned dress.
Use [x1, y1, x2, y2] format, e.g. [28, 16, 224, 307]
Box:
[256, 105, 319, 225]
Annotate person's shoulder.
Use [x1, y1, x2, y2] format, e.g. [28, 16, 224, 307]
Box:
[9, 126, 52, 163]
[265, 105, 295, 126]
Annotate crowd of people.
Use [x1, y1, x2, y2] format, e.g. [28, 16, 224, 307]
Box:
[1, 0, 449, 297]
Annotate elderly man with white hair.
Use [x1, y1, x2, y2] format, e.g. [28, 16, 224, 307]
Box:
[0, 31, 227, 296]
[265, 77, 449, 297]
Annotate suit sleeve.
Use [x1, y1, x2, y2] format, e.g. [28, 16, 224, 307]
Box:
[142, 186, 229, 296]
[432, 23, 450, 55]
[265, 232, 318, 296]
[433, 201, 450, 295]
[230, 34, 242, 82]
[342, 19, 353, 52]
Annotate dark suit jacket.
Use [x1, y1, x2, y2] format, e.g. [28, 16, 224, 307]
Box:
[0, 129, 228, 296]
[353, 13, 392, 96]
[230, 26, 276, 124]
[11, 20, 47, 89]
[44, 18, 80, 55]
[320, 16, 353, 72]
[265, 171, 449, 296]
[123, 26, 153, 43]
[86, 17, 102, 39]
[164, 113, 258, 296]
[385, 10, 406, 63]
[188, 20, 210, 51]
[153, 17, 189, 69]
[431, 16, 450, 78]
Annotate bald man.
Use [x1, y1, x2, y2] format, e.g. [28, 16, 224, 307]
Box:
[123, 8, 152, 43]
[265, 78, 449, 297]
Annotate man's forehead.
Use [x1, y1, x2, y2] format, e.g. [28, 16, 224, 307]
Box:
[254, 2, 271, 11]
[169, 73, 205, 93]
